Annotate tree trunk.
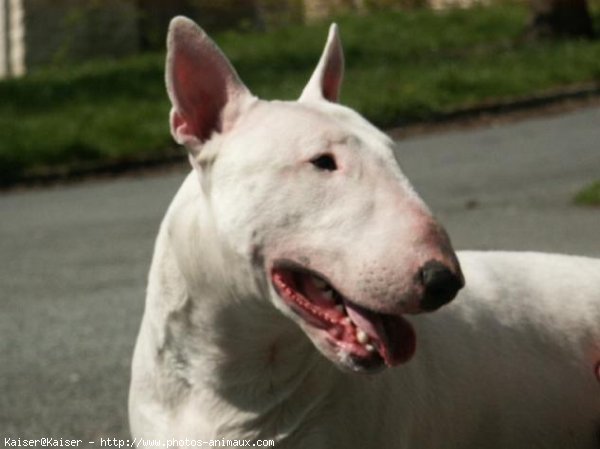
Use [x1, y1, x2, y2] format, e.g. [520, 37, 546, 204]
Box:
[526, 0, 595, 39]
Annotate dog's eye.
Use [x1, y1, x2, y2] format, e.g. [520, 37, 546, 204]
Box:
[310, 154, 337, 171]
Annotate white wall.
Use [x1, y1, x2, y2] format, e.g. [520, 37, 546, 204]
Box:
[9, 0, 25, 77]
[0, 0, 26, 79]
[0, 0, 7, 78]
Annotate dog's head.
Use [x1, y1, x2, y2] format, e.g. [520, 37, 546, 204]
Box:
[166, 17, 464, 373]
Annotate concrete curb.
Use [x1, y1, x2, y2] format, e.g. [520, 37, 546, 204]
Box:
[389, 82, 600, 139]
[409, 83, 600, 124]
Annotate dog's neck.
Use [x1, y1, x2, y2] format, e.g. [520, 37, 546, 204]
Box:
[145, 173, 338, 440]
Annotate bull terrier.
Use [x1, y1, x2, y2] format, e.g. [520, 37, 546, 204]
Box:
[129, 17, 600, 448]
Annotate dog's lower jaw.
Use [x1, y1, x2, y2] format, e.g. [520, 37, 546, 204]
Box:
[270, 264, 418, 371]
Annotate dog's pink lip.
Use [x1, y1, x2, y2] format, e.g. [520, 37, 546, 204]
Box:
[271, 263, 416, 368]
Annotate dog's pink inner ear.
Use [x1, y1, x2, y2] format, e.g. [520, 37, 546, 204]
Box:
[321, 46, 343, 102]
[171, 50, 227, 142]
[167, 17, 250, 147]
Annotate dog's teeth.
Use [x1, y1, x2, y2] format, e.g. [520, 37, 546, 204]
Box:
[356, 329, 369, 344]
[330, 326, 343, 338]
[365, 344, 375, 353]
[312, 276, 328, 289]
[341, 317, 351, 326]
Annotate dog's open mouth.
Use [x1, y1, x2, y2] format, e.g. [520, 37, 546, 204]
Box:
[272, 265, 416, 370]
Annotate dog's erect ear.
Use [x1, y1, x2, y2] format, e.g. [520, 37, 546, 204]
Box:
[299, 23, 344, 103]
[166, 17, 253, 152]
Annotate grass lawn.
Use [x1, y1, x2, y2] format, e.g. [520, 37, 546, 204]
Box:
[1, 3, 600, 184]
[574, 181, 600, 206]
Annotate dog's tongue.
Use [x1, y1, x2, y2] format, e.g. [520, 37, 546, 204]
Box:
[344, 300, 416, 366]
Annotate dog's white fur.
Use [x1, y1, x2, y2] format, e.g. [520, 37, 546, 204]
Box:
[130, 17, 600, 448]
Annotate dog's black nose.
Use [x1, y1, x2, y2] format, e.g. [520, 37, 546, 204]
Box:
[419, 260, 463, 311]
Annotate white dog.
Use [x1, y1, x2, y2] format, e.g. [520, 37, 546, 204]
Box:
[129, 17, 600, 448]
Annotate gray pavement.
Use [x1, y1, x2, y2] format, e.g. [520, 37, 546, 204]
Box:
[1, 105, 599, 442]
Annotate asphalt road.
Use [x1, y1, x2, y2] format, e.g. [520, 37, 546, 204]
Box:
[1, 105, 599, 442]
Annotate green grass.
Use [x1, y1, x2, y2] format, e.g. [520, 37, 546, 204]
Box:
[574, 181, 600, 206]
[2, 4, 600, 184]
